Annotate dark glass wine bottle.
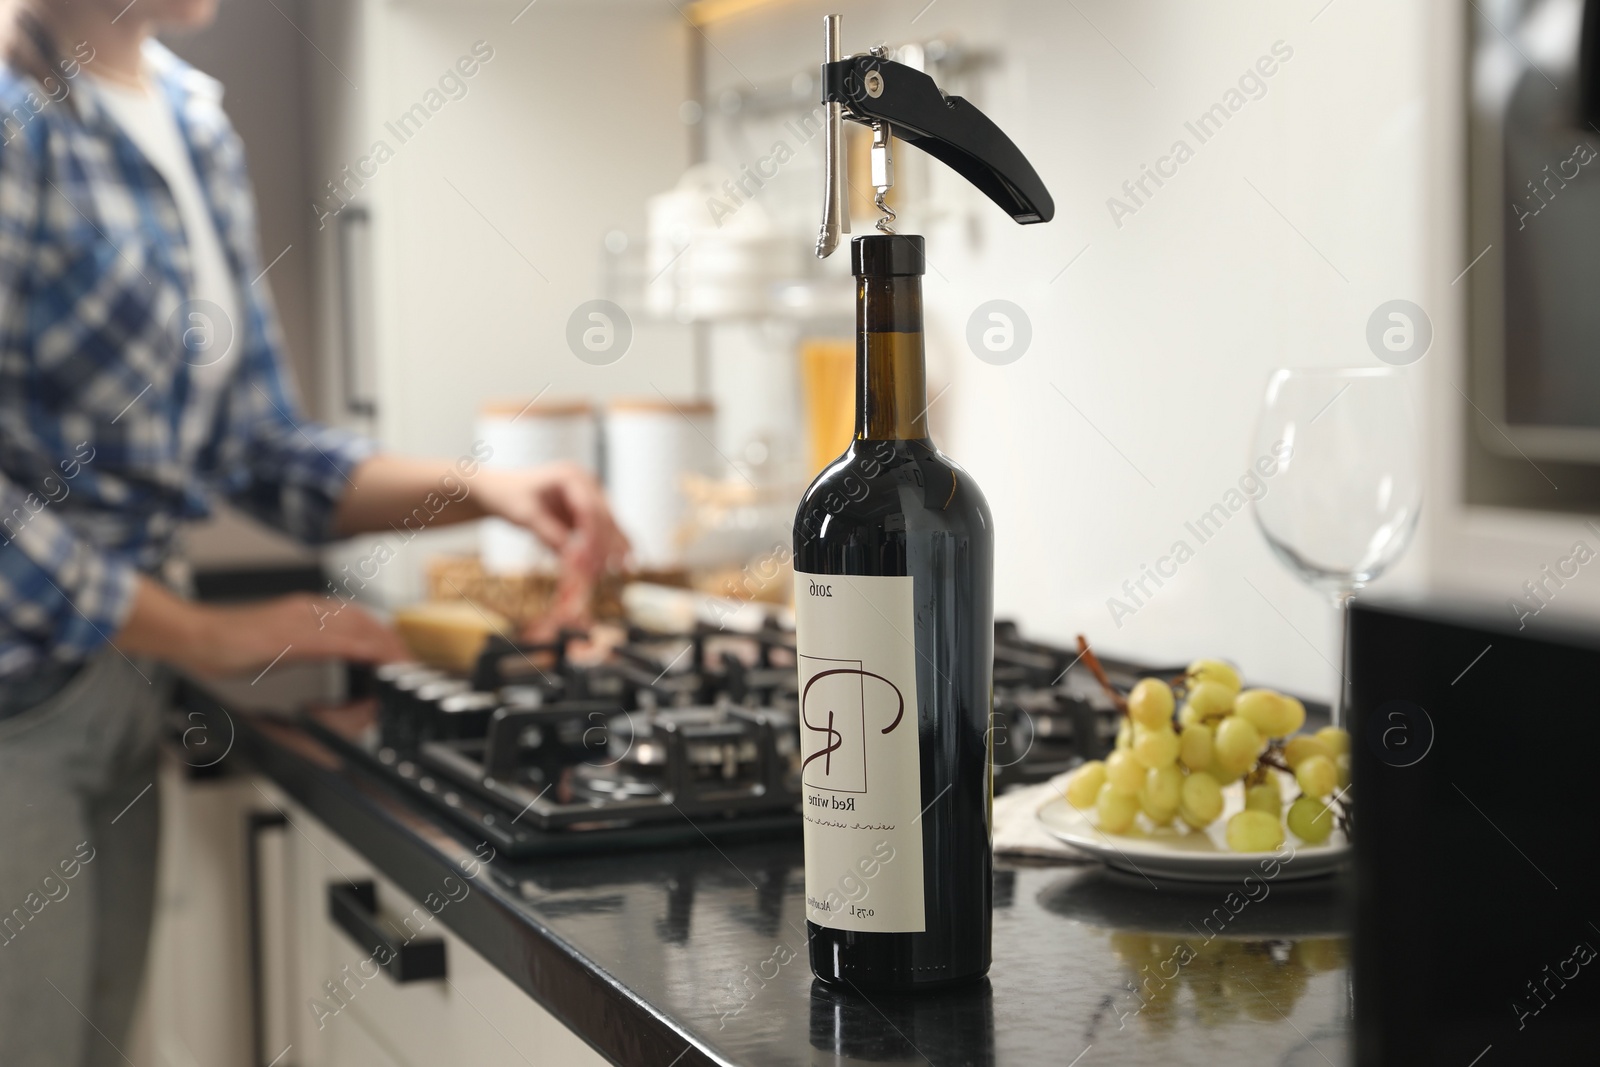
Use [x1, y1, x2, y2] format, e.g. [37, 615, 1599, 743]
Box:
[793, 234, 994, 991]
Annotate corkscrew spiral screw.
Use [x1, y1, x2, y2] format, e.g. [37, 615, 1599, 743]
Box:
[874, 190, 896, 234]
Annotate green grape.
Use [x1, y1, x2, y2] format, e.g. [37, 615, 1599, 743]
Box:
[1225, 810, 1285, 852]
[1335, 752, 1351, 788]
[1097, 782, 1139, 833]
[1208, 766, 1245, 788]
[1315, 725, 1351, 756]
[1234, 689, 1302, 738]
[1133, 725, 1181, 768]
[1115, 717, 1133, 751]
[1179, 723, 1214, 772]
[1065, 760, 1107, 809]
[1143, 801, 1178, 827]
[1213, 715, 1262, 775]
[1105, 750, 1145, 795]
[1178, 702, 1205, 729]
[1188, 680, 1236, 719]
[1186, 658, 1241, 696]
[1245, 779, 1282, 817]
[1142, 763, 1183, 813]
[1280, 696, 1307, 736]
[1179, 771, 1224, 827]
[1128, 677, 1175, 729]
[1296, 754, 1338, 799]
[1283, 735, 1330, 770]
[1286, 795, 1333, 844]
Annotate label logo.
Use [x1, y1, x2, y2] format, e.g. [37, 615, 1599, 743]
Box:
[799, 662, 906, 794]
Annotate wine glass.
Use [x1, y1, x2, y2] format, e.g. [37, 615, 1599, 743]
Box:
[1250, 367, 1422, 726]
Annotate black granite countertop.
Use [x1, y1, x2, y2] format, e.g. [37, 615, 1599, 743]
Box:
[205, 673, 1352, 1067]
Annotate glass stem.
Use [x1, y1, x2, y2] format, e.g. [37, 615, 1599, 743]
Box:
[1330, 587, 1355, 730]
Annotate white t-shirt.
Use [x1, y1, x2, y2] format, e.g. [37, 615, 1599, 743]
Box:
[88, 71, 241, 452]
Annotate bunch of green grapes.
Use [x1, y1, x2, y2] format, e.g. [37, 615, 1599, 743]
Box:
[1062, 657, 1351, 851]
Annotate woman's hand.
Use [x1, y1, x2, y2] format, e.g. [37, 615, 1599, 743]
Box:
[336, 456, 631, 580]
[473, 462, 631, 635]
[473, 462, 630, 579]
[186, 594, 413, 678]
[115, 578, 410, 679]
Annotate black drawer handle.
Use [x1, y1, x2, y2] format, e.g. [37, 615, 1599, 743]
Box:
[327, 880, 447, 983]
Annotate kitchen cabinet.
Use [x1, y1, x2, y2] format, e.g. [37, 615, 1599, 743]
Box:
[140, 763, 606, 1067]
[264, 783, 610, 1067]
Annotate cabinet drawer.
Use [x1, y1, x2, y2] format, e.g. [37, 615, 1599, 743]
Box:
[280, 803, 606, 1067]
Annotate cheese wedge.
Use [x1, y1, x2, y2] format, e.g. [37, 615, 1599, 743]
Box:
[393, 600, 510, 674]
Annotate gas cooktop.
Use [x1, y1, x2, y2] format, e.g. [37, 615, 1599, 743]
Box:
[307, 621, 1160, 859]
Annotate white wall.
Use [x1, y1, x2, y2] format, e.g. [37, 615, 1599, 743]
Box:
[702, 0, 1445, 699]
[366, 0, 696, 461]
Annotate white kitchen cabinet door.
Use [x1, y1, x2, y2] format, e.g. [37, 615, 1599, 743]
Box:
[276, 798, 608, 1067]
[135, 760, 267, 1067]
[326, 1018, 408, 1067]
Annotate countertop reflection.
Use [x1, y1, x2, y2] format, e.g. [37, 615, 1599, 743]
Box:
[223, 689, 1350, 1067]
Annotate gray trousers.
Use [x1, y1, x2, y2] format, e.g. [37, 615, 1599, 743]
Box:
[0, 650, 168, 1067]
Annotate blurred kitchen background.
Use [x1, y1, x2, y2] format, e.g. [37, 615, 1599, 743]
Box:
[167, 0, 1600, 701]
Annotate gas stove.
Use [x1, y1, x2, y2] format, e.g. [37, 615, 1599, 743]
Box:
[309, 621, 1161, 859]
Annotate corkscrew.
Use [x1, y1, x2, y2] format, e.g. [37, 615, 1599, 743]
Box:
[813, 13, 1055, 260]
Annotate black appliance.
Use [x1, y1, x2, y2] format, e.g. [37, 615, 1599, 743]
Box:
[1350, 596, 1600, 1064]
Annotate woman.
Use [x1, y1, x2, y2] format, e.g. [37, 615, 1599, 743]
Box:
[0, 1, 627, 1062]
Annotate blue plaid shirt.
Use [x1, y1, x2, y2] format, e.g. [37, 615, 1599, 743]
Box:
[0, 43, 374, 679]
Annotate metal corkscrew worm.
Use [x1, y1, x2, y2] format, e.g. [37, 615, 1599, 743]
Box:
[873, 194, 896, 234]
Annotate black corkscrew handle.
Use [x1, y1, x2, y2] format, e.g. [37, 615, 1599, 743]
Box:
[822, 54, 1054, 226]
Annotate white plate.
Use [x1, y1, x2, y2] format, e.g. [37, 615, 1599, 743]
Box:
[1035, 777, 1350, 883]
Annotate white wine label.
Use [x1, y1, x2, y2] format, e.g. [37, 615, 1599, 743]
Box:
[795, 571, 925, 934]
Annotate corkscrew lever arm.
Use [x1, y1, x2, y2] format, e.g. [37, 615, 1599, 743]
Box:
[813, 14, 1054, 259]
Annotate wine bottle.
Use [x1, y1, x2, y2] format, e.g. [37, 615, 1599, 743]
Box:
[794, 14, 1052, 992]
[794, 234, 994, 990]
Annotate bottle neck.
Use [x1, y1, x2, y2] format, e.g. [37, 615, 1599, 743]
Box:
[855, 274, 927, 441]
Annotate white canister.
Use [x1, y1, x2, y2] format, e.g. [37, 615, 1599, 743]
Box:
[476, 400, 597, 574]
[605, 399, 718, 569]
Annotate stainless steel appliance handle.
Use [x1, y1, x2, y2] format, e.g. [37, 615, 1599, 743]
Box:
[337, 206, 377, 418]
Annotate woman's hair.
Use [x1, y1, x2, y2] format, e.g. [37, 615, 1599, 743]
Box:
[1, 1, 86, 118]
[4, 1, 68, 88]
